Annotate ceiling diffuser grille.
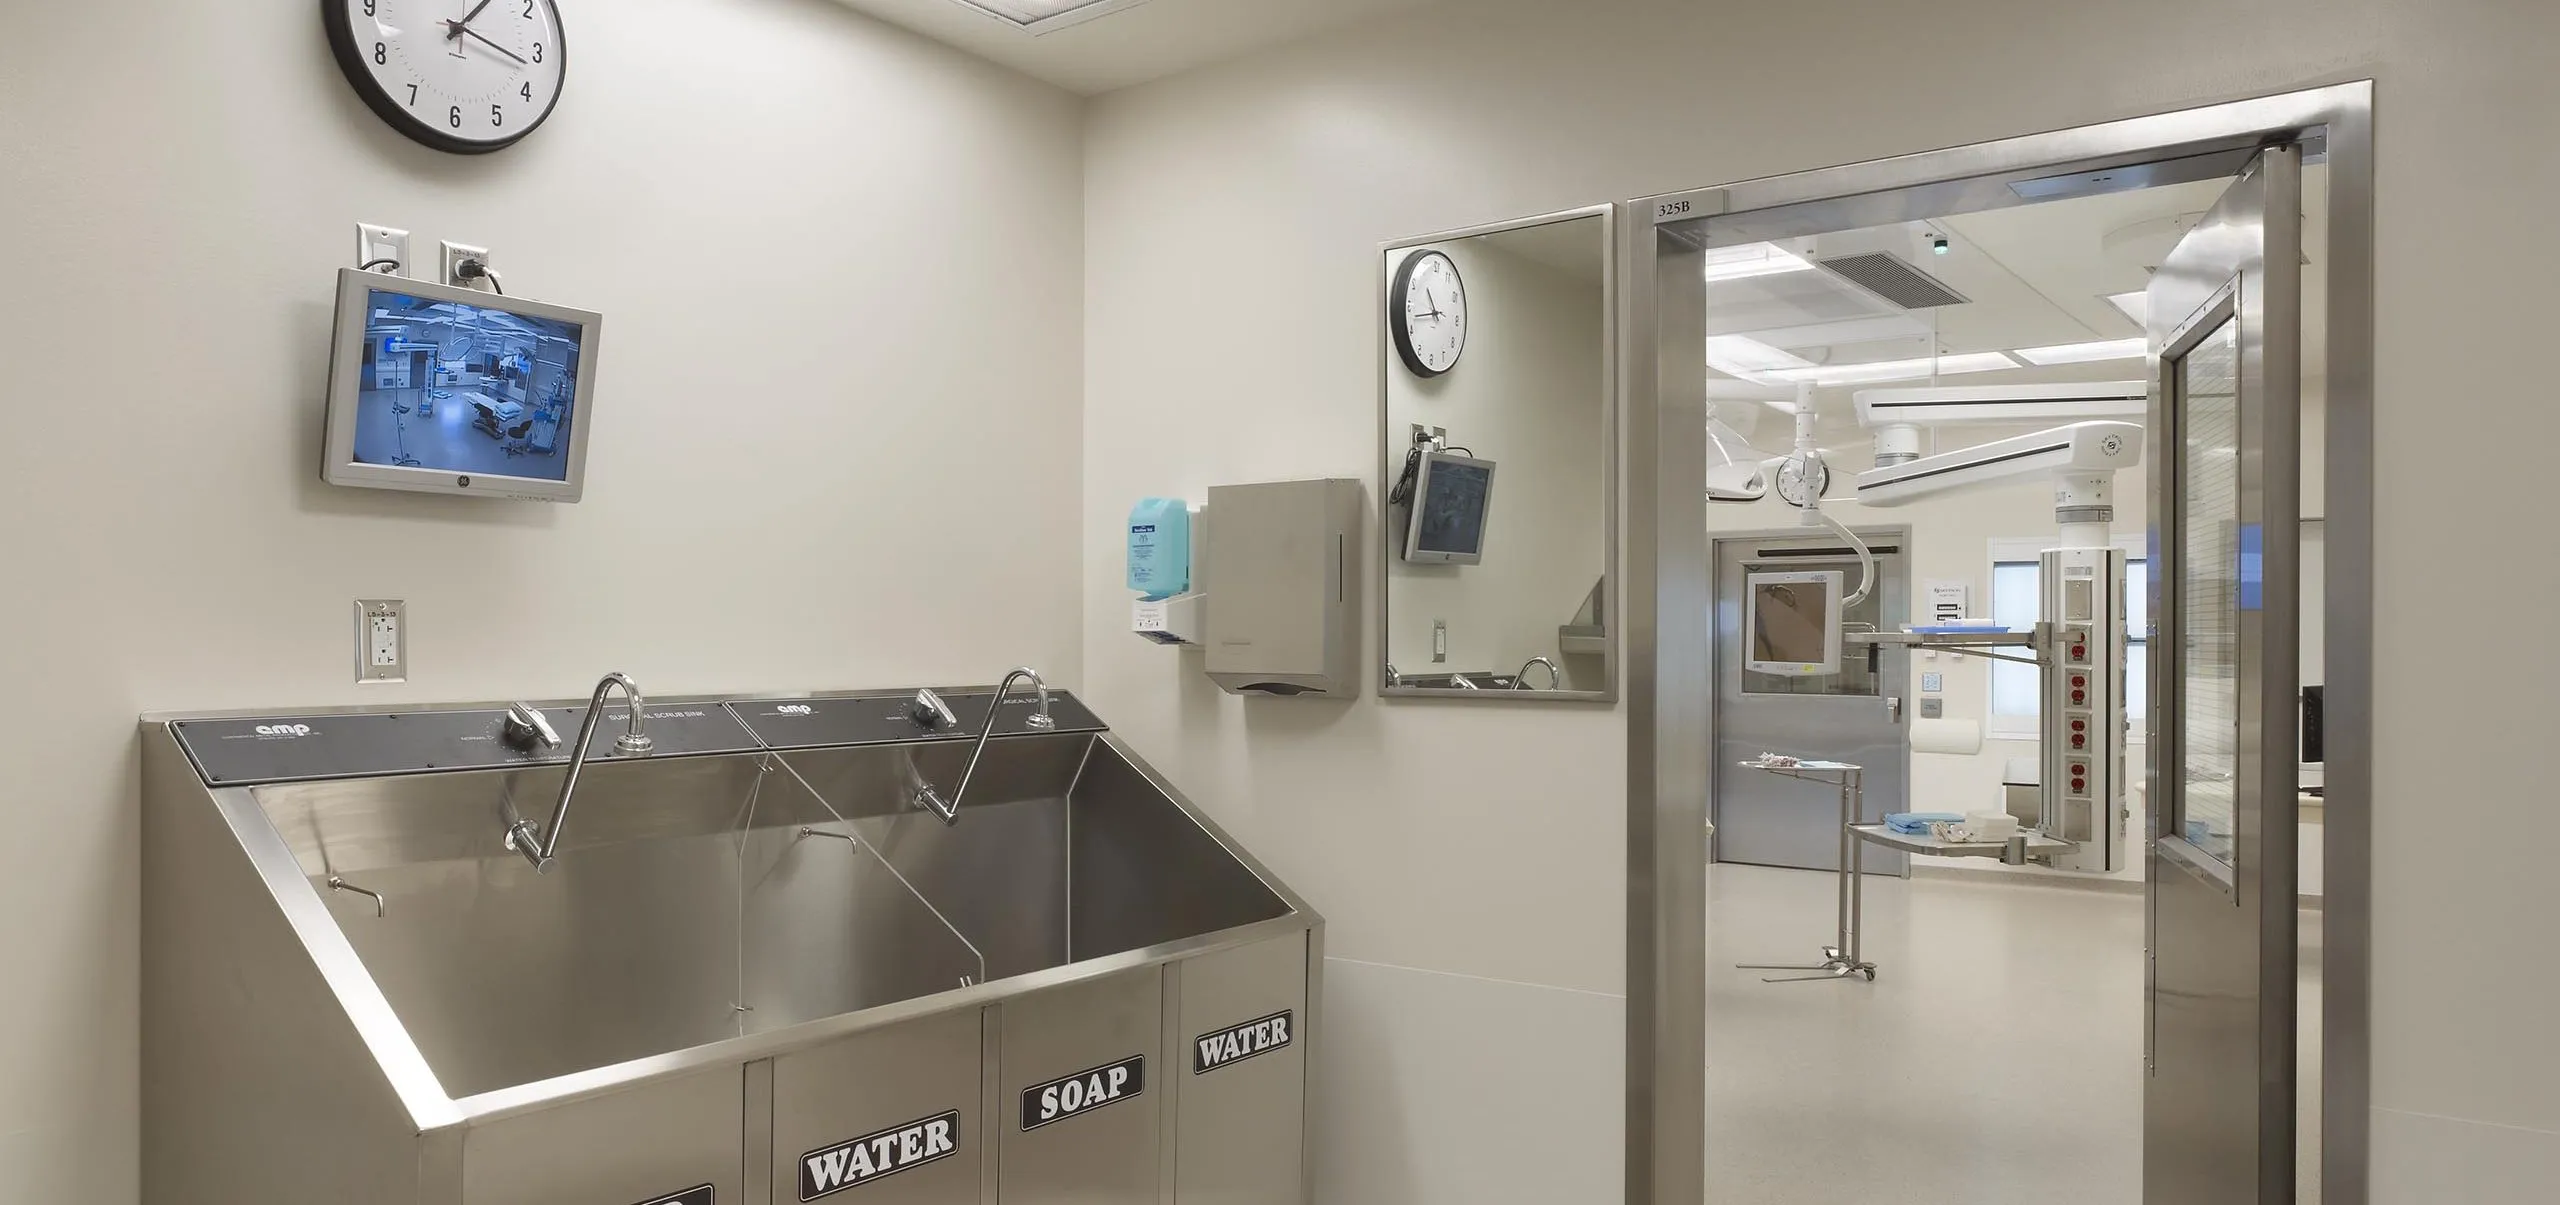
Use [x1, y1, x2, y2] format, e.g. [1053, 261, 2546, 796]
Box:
[1815, 252, 1971, 310]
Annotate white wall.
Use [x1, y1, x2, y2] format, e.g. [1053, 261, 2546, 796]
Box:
[1384, 236, 1607, 681]
[0, 0, 1082, 1197]
[1085, 0, 2560, 1200]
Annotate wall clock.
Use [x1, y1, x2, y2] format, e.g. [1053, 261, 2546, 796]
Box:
[1390, 250, 1468, 378]
[324, 0, 568, 155]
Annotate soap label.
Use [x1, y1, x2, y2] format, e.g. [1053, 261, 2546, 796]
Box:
[1020, 1056, 1146, 1131]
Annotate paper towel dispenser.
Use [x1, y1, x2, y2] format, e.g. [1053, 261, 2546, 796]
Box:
[1203, 478, 1363, 697]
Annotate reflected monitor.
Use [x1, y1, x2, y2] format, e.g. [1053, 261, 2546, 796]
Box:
[1746, 570, 1844, 676]
[1402, 450, 1496, 565]
[321, 268, 602, 502]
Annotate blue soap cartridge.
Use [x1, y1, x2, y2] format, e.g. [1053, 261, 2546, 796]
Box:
[1127, 499, 1192, 599]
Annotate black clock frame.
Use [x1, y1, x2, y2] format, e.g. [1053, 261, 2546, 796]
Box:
[322, 0, 568, 155]
[1777, 456, 1832, 508]
[1389, 249, 1466, 379]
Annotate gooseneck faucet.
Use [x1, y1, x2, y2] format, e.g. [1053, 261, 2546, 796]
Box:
[504, 672, 654, 872]
[909, 667, 1054, 825]
[1513, 657, 1562, 691]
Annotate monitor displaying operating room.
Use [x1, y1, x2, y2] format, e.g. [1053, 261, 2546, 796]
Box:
[322, 268, 603, 502]
[1746, 570, 1845, 676]
[1403, 450, 1497, 565]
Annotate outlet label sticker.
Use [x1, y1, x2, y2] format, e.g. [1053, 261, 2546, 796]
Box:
[1020, 1056, 1146, 1131]
[633, 1188, 713, 1205]
[1194, 1010, 1294, 1075]
[798, 1111, 960, 1201]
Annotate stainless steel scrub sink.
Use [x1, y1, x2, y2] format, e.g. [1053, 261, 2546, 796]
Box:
[145, 689, 1317, 1205]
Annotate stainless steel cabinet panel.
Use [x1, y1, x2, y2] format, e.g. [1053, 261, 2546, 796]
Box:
[461, 1067, 741, 1205]
[771, 1009, 986, 1204]
[1174, 935, 1308, 1205]
[998, 968, 1164, 1202]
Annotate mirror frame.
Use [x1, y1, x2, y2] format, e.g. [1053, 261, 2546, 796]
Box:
[1375, 204, 1619, 703]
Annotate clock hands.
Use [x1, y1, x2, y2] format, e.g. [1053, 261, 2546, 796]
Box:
[449, 0, 498, 36]
[445, 22, 530, 66]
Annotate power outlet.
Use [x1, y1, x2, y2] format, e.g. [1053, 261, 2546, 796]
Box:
[440, 241, 493, 289]
[357, 600, 406, 683]
[357, 223, 410, 275]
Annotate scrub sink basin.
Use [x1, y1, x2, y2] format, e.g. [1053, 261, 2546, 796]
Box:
[144, 688, 1318, 1205]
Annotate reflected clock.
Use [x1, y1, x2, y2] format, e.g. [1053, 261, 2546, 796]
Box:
[1390, 250, 1468, 378]
[1776, 453, 1831, 508]
[325, 0, 569, 155]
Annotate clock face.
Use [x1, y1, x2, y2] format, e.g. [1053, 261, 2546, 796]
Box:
[325, 0, 568, 155]
[1776, 454, 1831, 508]
[1391, 250, 1468, 378]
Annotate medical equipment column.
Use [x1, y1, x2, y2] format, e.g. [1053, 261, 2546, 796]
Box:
[1732, 759, 1876, 984]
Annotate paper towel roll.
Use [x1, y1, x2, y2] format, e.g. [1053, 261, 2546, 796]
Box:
[1910, 717, 1984, 756]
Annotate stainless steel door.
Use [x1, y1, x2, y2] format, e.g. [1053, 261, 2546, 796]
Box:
[1710, 531, 1910, 873]
[2144, 144, 2302, 1205]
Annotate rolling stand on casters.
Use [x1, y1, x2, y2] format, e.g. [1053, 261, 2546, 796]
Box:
[1733, 758, 1877, 984]
[386, 401, 422, 467]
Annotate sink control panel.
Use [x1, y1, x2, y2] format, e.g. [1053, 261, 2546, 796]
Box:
[173, 703, 761, 787]
[729, 689, 1106, 751]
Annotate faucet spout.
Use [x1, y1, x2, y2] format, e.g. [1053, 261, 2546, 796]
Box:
[506, 672, 652, 872]
[910, 667, 1052, 826]
[1513, 657, 1562, 691]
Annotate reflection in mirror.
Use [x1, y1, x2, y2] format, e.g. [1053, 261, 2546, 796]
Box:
[1380, 210, 1613, 698]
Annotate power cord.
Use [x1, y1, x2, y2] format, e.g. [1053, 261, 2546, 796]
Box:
[357, 257, 401, 273]
[454, 258, 505, 295]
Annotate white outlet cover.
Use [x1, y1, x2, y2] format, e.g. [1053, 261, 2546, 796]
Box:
[440, 241, 491, 288]
[356, 599, 406, 683]
[357, 223, 409, 275]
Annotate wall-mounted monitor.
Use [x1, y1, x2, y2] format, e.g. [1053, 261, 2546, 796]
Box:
[1746, 570, 1844, 677]
[1401, 450, 1496, 565]
[321, 268, 603, 502]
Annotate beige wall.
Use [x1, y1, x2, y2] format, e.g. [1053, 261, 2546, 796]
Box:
[0, 0, 1082, 1196]
[1085, 0, 2560, 1200]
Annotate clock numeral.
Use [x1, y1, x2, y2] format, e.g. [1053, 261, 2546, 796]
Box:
[492, 105, 505, 128]
[363, 0, 377, 15]
[449, 106, 463, 129]
[520, 82, 533, 102]
[532, 42, 544, 63]
[373, 42, 387, 65]
[406, 83, 418, 106]
[523, 0, 535, 15]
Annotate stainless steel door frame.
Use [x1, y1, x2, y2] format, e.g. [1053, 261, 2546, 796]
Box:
[1624, 82, 2375, 1205]
[2144, 144, 2304, 1205]
[1708, 528, 1913, 875]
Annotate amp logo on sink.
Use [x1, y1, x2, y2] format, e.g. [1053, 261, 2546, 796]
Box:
[774, 704, 816, 716]
[1020, 1055, 1146, 1131]
[798, 1110, 960, 1201]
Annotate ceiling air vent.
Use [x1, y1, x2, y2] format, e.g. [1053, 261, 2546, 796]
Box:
[1815, 252, 1970, 310]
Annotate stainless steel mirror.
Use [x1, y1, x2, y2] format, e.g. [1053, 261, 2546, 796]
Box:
[1378, 206, 1617, 700]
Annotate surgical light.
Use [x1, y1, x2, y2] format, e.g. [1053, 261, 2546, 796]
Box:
[1703, 243, 1816, 282]
[1768, 351, 2017, 386]
[2014, 338, 2149, 366]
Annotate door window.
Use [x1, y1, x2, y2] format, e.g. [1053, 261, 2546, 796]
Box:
[2173, 315, 2243, 866]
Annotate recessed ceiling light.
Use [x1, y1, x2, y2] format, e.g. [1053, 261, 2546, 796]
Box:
[951, 0, 1146, 32]
[1705, 335, 1813, 380]
[1768, 352, 2017, 386]
[2014, 338, 2149, 366]
[1702, 243, 1815, 283]
[2105, 290, 2149, 327]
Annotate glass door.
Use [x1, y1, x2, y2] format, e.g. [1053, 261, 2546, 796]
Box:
[2144, 144, 2304, 1204]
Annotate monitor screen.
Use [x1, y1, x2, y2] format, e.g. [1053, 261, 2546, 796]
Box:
[323, 269, 602, 501]
[1406, 452, 1496, 564]
[1747, 570, 1844, 676]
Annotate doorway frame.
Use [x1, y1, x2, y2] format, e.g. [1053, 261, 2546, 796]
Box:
[1618, 81, 2373, 1205]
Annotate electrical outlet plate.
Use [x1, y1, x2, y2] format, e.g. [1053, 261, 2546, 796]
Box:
[357, 223, 410, 275]
[357, 600, 406, 684]
[440, 241, 492, 288]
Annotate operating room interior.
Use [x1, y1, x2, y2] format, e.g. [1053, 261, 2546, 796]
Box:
[1692, 164, 2334, 1205]
[8, 2, 2556, 1204]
